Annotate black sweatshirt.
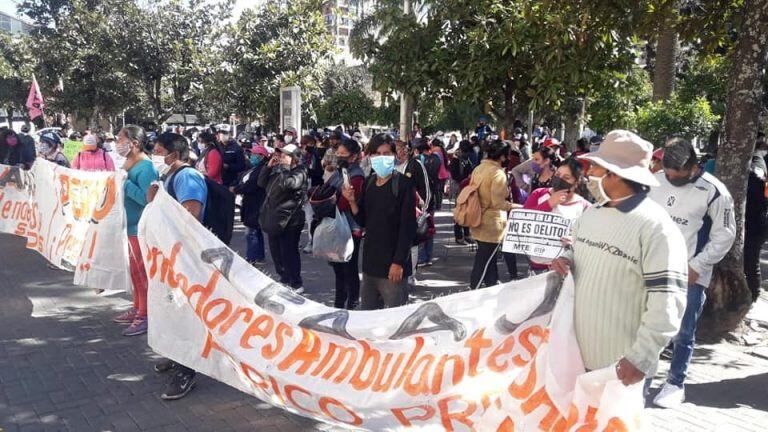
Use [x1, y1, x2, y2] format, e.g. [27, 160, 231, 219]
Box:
[359, 173, 417, 278]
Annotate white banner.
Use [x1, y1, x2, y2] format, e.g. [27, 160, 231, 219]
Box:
[502, 210, 571, 260]
[141, 189, 644, 431]
[0, 160, 130, 292]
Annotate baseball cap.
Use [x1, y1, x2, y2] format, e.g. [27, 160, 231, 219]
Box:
[284, 126, 297, 135]
[216, 124, 231, 133]
[276, 143, 300, 158]
[578, 130, 659, 186]
[251, 145, 269, 157]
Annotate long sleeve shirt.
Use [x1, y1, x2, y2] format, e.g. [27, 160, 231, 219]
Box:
[648, 170, 736, 287]
[359, 174, 417, 278]
[72, 149, 116, 172]
[469, 159, 512, 243]
[561, 193, 687, 374]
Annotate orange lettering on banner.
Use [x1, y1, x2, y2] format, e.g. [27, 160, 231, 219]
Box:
[262, 322, 293, 359]
[431, 354, 465, 395]
[318, 397, 363, 426]
[161, 243, 182, 285]
[437, 394, 476, 432]
[218, 306, 254, 336]
[285, 384, 318, 415]
[497, 417, 515, 432]
[520, 387, 559, 430]
[391, 404, 436, 427]
[404, 353, 435, 396]
[488, 334, 516, 372]
[182, 271, 221, 315]
[513, 326, 549, 367]
[278, 328, 321, 375]
[147, 247, 162, 278]
[58, 175, 70, 207]
[240, 362, 270, 392]
[465, 329, 493, 377]
[240, 314, 275, 349]
[201, 331, 225, 359]
[551, 404, 579, 432]
[574, 406, 598, 432]
[1, 200, 11, 218]
[604, 417, 629, 432]
[268, 375, 286, 404]
[90, 177, 116, 221]
[311, 342, 358, 382]
[350, 341, 380, 390]
[481, 394, 502, 412]
[372, 352, 405, 393]
[202, 298, 233, 329]
[393, 336, 424, 390]
[508, 361, 537, 400]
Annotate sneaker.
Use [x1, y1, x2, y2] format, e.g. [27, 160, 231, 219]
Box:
[122, 317, 148, 336]
[653, 382, 685, 408]
[154, 359, 176, 374]
[660, 346, 673, 360]
[113, 308, 137, 324]
[455, 238, 467, 245]
[291, 286, 305, 294]
[465, 237, 476, 245]
[161, 371, 196, 400]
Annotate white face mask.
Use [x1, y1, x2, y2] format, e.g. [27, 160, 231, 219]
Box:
[151, 155, 170, 176]
[284, 134, 294, 144]
[587, 175, 610, 205]
[756, 149, 767, 159]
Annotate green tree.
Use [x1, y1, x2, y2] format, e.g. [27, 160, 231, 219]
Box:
[630, 96, 719, 146]
[113, 0, 233, 124]
[0, 32, 35, 127]
[316, 88, 375, 129]
[226, 0, 335, 130]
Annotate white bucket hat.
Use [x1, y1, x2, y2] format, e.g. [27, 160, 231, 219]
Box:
[578, 130, 659, 187]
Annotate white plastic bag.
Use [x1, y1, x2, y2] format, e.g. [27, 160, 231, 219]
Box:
[312, 207, 354, 263]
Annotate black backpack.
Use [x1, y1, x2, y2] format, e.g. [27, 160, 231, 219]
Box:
[167, 166, 235, 245]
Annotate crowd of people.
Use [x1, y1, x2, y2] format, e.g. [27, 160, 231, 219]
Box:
[0, 118, 765, 410]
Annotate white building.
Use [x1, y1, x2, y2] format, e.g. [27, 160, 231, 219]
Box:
[322, 0, 371, 65]
[0, 11, 33, 35]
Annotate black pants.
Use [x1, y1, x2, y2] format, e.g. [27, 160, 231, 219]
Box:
[744, 225, 767, 300]
[454, 224, 470, 241]
[503, 252, 518, 280]
[331, 236, 361, 309]
[435, 180, 446, 210]
[268, 225, 303, 288]
[470, 241, 501, 289]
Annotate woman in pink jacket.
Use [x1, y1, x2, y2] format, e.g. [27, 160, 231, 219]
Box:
[523, 158, 590, 274]
[72, 133, 115, 171]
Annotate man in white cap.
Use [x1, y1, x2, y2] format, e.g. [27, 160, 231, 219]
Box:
[648, 138, 735, 408]
[552, 130, 688, 388]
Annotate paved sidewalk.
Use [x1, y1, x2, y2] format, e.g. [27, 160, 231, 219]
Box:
[1, 208, 768, 431]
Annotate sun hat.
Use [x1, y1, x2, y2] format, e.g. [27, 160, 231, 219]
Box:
[578, 130, 659, 187]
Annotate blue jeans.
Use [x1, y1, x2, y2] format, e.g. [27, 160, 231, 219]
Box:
[667, 283, 706, 387]
[418, 237, 434, 263]
[246, 227, 265, 263]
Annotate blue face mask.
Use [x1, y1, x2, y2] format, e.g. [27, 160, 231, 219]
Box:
[371, 155, 395, 178]
[250, 155, 263, 166]
[419, 154, 426, 163]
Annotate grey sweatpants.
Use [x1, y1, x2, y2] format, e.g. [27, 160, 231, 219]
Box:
[360, 274, 409, 310]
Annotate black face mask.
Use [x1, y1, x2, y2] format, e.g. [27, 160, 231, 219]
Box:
[551, 176, 575, 192]
[666, 174, 692, 187]
[337, 157, 350, 170]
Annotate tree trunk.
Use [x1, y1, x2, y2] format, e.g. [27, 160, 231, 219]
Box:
[502, 78, 516, 135]
[563, 96, 586, 151]
[6, 105, 13, 128]
[652, 8, 679, 102]
[699, 0, 768, 338]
